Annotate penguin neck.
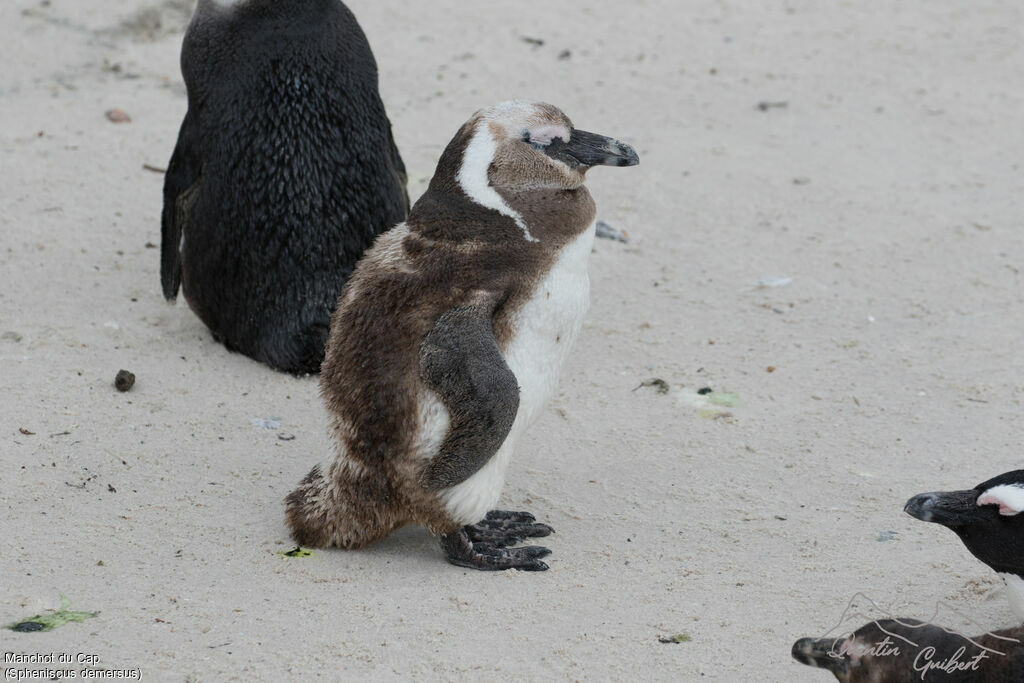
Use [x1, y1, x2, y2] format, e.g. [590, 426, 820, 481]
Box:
[202, 0, 250, 11]
[407, 182, 595, 250]
[496, 186, 596, 246]
[407, 185, 528, 245]
[200, 0, 321, 17]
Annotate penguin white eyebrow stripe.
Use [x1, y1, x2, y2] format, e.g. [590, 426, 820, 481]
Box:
[524, 125, 570, 146]
[456, 122, 539, 242]
[977, 484, 1024, 515]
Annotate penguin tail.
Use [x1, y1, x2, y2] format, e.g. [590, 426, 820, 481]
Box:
[289, 322, 329, 375]
[285, 460, 400, 550]
[259, 322, 328, 375]
[285, 465, 339, 548]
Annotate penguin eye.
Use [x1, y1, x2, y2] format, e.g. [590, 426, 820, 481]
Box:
[522, 131, 545, 151]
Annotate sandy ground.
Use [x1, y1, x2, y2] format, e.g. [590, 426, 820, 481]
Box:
[2, 0, 1024, 680]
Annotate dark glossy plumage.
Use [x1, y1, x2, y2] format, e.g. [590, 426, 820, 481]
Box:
[161, 0, 408, 374]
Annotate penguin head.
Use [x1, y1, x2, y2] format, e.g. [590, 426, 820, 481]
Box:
[905, 470, 1024, 574]
[792, 619, 958, 682]
[454, 100, 638, 195]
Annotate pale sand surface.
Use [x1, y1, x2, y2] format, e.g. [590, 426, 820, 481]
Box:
[2, 1, 1023, 680]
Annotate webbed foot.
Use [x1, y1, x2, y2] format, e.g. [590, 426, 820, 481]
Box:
[441, 512, 553, 572]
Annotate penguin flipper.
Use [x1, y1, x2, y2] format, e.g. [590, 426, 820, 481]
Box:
[160, 109, 201, 300]
[419, 302, 520, 490]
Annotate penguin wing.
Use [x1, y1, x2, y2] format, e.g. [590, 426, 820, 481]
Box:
[419, 302, 520, 490]
[160, 109, 202, 300]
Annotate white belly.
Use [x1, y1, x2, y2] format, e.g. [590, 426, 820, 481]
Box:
[440, 223, 596, 524]
[1001, 573, 1024, 622]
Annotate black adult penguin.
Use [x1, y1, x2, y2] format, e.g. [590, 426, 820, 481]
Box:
[905, 470, 1024, 621]
[285, 100, 639, 570]
[161, 0, 408, 374]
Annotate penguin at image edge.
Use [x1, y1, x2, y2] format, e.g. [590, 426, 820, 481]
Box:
[161, 0, 409, 374]
[285, 100, 639, 570]
[906, 470, 1024, 621]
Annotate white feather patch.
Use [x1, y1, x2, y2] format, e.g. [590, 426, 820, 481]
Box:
[977, 484, 1024, 516]
[414, 388, 450, 460]
[440, 222, 596, 524]
[1000, 573, 1024, 621]
[456, 122, 538, 243]
[528, 124, 570, 146]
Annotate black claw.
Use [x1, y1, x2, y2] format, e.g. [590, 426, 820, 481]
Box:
[519, 559, 549, 572]
[465, 528, 525, 547]
[524, 523, 554, 537]
[511, 545, 552, 559]
[486, 510, 536, 523]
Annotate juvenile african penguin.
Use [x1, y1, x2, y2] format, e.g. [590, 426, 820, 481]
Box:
[793, 618, 1024, 681]
[906, 470, 1024, 621]
[285, 100, 639, 570]
[161, 0, 408, 374]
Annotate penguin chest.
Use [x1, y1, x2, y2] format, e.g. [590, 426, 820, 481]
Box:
[1001, 573, 1024, 621]
[438, 223, 596, 525]
[503, 224, 596, 426]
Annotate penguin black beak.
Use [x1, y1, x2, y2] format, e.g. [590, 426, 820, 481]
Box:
[546, 129, 639, 168]
[904, 489, 982, 527]
[791, 637, 848, 674]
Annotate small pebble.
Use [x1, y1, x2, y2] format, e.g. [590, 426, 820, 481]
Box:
[114, 369, 136, 392]
[12, 622, 45, 632]
[105, 108, 131, 123]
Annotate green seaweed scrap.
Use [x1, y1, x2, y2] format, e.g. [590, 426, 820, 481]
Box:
[277, 547, 314, 558]
[6, 595, 97, 633]
[658, 632, 692, 644]
[697, 391, 738, 419]
[704, 392, 738, 407]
